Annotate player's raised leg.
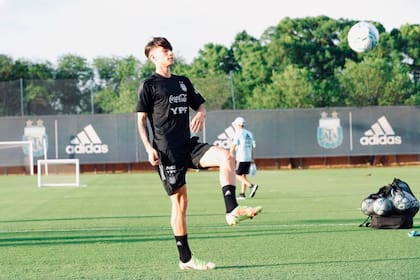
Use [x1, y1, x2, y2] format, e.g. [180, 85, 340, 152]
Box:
[199, 146, 262, 226]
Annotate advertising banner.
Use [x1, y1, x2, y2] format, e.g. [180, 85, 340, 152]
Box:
[206, 106, 420, 158]
[1, 106, 419, 164]
[0, 114, 144, 164]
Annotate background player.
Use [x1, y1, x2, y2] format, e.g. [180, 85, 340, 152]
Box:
[230, 117, 259, 199]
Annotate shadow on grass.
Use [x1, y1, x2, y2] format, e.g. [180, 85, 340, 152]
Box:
[0, 226, 354, 247]
[1, 215, 418, 247]
[216, 256, 420, 270]
[0, 214, 366, 225]
[0, 233, 174, 247]
[0, 215, 171, 224]
[0, 222, 400, 248]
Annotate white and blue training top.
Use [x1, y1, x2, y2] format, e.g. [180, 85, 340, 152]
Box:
[232, 128, 255, 162]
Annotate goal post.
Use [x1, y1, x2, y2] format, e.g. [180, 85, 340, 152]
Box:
[37, 159, 80, 187]
[0, 141, 34, 175]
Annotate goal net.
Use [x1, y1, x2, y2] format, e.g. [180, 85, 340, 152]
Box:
[37, 159, 80, 187]
[0, 141, 34, 175]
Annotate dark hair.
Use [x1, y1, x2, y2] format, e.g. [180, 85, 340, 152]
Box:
[144, 37, 173, 58]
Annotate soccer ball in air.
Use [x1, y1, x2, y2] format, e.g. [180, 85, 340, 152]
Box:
[347, 21, 379, 53]
[373, 197, 393, 216]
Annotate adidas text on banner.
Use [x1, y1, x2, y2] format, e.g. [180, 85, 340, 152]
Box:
[65, 124, 109, 155]
[359, 116, 402, 146]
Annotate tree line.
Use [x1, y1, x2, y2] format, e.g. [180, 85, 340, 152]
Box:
[0, 16, 418, 115]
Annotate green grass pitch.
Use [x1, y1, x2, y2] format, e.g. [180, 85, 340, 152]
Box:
[1, 167, 420, 279]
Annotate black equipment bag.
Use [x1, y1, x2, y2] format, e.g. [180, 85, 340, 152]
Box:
[359, 178, 418, 229]
[360, 214, 413, 229]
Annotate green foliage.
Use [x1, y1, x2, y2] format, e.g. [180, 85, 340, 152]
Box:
[24, 81, 54, 114]
[249, 65, 314, 109]
[93, 56, 142, 113]
[190, 43, 236, 77]
[0, 55, 14, 81]
[231, 31, 271, 108]
[336, 55, 413, 106]
[264, 16, 358, 78]
[191, 75, 233, 110]
[0, 17, 419, 114]
[397, 24, 419, 83]
[103, 79, 138, 113]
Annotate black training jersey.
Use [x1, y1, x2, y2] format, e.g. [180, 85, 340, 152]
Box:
[136, 73, 205, 163]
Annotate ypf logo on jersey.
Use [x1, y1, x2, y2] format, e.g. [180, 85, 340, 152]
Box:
[66, 124, 109, 155]
[317, 111, 343, 149]
[360, 116, 402, 146]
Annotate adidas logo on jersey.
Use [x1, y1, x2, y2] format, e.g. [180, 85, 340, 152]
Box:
[66, 124, 109, 154]
[360, 116, 402, 146]
[213, 126, 235, 149]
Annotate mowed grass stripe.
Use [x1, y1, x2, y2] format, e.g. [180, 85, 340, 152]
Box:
[0, 167, 419, 279]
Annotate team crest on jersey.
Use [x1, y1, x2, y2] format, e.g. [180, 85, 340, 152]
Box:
[179, 81, 187, 92]
[317, 111, 343, 149]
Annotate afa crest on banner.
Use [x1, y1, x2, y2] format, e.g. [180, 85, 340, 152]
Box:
[317, 112, 343, 149]
[22, 119, 48, 157]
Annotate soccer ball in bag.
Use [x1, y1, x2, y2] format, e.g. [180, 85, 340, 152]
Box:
[347, 21, 379, 53]
[391, 191, 420, 214]
[361, 198, 375, 216]
[373, 197, 393, 216]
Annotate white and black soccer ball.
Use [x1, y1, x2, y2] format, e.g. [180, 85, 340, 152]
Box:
[361, 198, 375, 216]
[347, 21, 380, 53]
[391, 191, 407, 212]
[392, 191, 419, 213]
[373, 197, 393, 216]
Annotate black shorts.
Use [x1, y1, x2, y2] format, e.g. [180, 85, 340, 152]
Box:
[236, 161, 251, 175]
[157, 137, 212, 196]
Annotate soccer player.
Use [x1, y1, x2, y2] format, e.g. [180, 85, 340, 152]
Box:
[230, 117, 259, 199]
[136, 37, 262, 271]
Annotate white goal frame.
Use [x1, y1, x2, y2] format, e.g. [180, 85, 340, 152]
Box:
[0, 141, 34, 175]
[37, 159, 80, 187]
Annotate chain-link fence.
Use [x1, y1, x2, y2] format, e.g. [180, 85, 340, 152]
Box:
[0, 79, 95, 116]
[0, 76, 235, 117]
[0, 80, 22, 116]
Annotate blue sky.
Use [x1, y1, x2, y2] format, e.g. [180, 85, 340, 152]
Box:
[0, 0, 418, 63]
